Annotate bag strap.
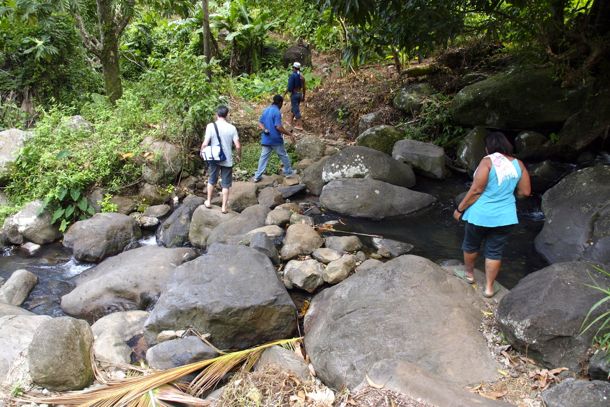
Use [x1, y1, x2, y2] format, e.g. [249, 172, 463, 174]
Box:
[213, 122, 225, 158]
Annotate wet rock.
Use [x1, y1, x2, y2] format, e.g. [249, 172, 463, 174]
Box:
[450, 68, 586, 129]
[527, 160, 573, 194]
[355, 125, 403, 155]
[131, 213, 159, 229]
[393, 83, 434, 115]
[322, 254, 356, 284]
[146, 336, 218, 370]
[497, 262, 610, 371]
[265, 207, 292, 227]
[29, 316, 94, 391]
[456, 126, 487, 174]
[302, 157, 329, 196]
[141, 137, 183, 185]
[156, 195, 204, 248]
[322, 146, 415, 188]
[514, 130, 548, 158]
[20, 241, 41, 255]
[61, 246, 196, 321]
[535, 165, 610, 263]
[144, 204, 171, 218]
[312, 248, 341, 264]
[189, 205, 237, 249]
[3, 200, 61, 245]
[589, 350, 610, 381]
[64, 213, 141, 263]
[0, 128, 33, 185]
[249, 232, 280, 264]
[0, 314, 50, 386]
[541, 378, 610, 407]
[295, 136, 325, 161]
[0, 269, 37, 306]
[145, 244, 297, 349]
[230, 182, 258, 212]
[256, 346, 310, 381]
[91, 311, 149, 365]
[320, 178, 436, 220]
[283, 259, 325, 293]
[372, 238, 414, 258]
[393, 139, 448, 179]
[305, 255, 500, 390]
[324, 236, 362, 253]
[280, 224, 324, 260]
[207, 205, 270, 245]
[258, 187, 284, 208]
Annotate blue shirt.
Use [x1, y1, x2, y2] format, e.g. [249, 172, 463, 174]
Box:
[287, 71, 302, 93]
[259, 104, 283, 145]
[463, 159, 522, 227]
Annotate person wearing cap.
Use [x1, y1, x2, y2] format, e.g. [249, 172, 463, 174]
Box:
[285, 61, 306, 130]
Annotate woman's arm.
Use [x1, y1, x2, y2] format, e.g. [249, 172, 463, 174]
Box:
[453, 157, 491, 221]
[516, 160, 532, 198]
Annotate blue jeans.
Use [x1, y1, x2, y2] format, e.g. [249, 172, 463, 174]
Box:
[254, 144, 294, 180]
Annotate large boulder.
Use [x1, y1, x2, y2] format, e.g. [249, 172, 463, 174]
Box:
[357, 107, 395, 136]
[207, 204, 270, 245]
[141, 137, 183, 185]
[280, 223, 324, 260]
[450, 68, 586, 129]
[295, 136, 325, 161]
[535, 165, 610, 263]
[61, 246, 197, 321]
[189, 205, 237, 249]
[229, 181, 258, 212]
[527, 160, 573, 194]
[63, 212, 142, 262]
[0, 128, 32, 185]
[28, 316, 94, 391]
[497, 262, 610, 371]
[393, 82, 434, 114]
[322, 146, 415, 188]
[91, 310, 149, 365]
[145, 244, 297, 349]
[2, 200, 61, 245]
[541, 379, 610, 407]
[456, 126, 487, 174]
[0, 269, 37, 306]
[302, 156, 329, 196]
[355, 125, 403, 155]
[320, 178, 436, 220]
[393, 139, 448, 179]
[282, 42, 311, 67]
[0, 314, 50, 387]
[156, 195, 204, 247]
[304, 255, 500, 390]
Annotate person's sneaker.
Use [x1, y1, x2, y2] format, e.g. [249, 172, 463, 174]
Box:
[285, 172, 297, 178]
[251, 177, 262, 183]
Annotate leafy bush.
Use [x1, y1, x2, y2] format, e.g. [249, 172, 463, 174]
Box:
[581, 266, 610, 351]
[228, 67, 321, 101]
[235, 142, 297, 177]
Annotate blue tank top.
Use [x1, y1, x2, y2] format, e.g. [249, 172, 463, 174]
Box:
[462, 158, 522, 227]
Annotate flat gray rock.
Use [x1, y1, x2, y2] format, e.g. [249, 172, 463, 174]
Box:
[542, 379, 610, 407]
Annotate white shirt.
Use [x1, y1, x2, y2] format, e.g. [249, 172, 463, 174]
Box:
[203, 119, 239, 167]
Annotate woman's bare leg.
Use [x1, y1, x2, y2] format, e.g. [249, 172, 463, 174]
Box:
[484, 258, 502, 295]
[463, 251, 477, 281]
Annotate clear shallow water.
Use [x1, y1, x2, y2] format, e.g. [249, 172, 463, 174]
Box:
[322, 174, 548, 289]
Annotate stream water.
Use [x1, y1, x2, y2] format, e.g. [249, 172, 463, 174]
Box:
[0, 173, 548, 317]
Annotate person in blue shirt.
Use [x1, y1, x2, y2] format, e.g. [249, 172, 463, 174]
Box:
[285, 62, 306, 130]
[453, 132, 531, 298]
[252, 95, 296, 183]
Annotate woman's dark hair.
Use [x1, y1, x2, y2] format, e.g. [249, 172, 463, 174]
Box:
[485, 131, 514, 155]
[216, 105, 229, 118]
[272, 94, 284, 106]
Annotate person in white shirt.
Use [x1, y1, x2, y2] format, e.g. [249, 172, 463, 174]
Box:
[201, 106, 241, 213]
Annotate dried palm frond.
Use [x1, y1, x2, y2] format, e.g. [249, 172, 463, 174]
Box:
[19, 337, 302, 407]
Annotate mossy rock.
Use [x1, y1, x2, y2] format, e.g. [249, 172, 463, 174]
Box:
[355, 125, 403, 155]
[456, 126, 487, 175]
[393, 83, 434, 114]
[450, 67, 587, 129]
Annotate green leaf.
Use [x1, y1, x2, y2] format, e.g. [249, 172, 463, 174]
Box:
[69, 189, 81, 202]
[58, 188, 68, 201]
[77, 197, 89, 212]
[56, 150, 71, 159]
[51, 207, 65, 223]
[65, 204, 75, 219]
[86, 205, 96, 215]
[59, 219, 69, 232]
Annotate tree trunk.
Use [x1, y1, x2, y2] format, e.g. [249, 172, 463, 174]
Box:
[97, 0, 123, 102]
[202, 0, 212, 63]
[589, 0, 610, 35]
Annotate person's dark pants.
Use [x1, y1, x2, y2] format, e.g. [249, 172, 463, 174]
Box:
[461, 222, 514, 260]
[291, 92, 303, 119]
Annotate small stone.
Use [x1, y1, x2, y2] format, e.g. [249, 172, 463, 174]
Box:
[290, 213, 314, 226]
[354, 251, 367, 263]
[283, 259, 325, 293]
[20, 242, 41, 255]
[323, 254, 356, 284]
[312, 248, 341, 264]
[144, 204, 171, 218]
[372, 238, 414, 258]
[325, 236, 363, 253]
[265, 208, 292, 227]
[156, 330, 179, 343]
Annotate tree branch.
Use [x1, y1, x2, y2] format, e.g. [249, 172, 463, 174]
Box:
[73, 11, 102, 57]
[114, 0, 135, 37]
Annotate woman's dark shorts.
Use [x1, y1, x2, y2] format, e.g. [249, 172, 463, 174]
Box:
[207, 163, 232, 188]
[462, 222, 514, 260]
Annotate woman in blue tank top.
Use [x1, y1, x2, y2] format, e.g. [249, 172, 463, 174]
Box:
[453, 132, 531, 298]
